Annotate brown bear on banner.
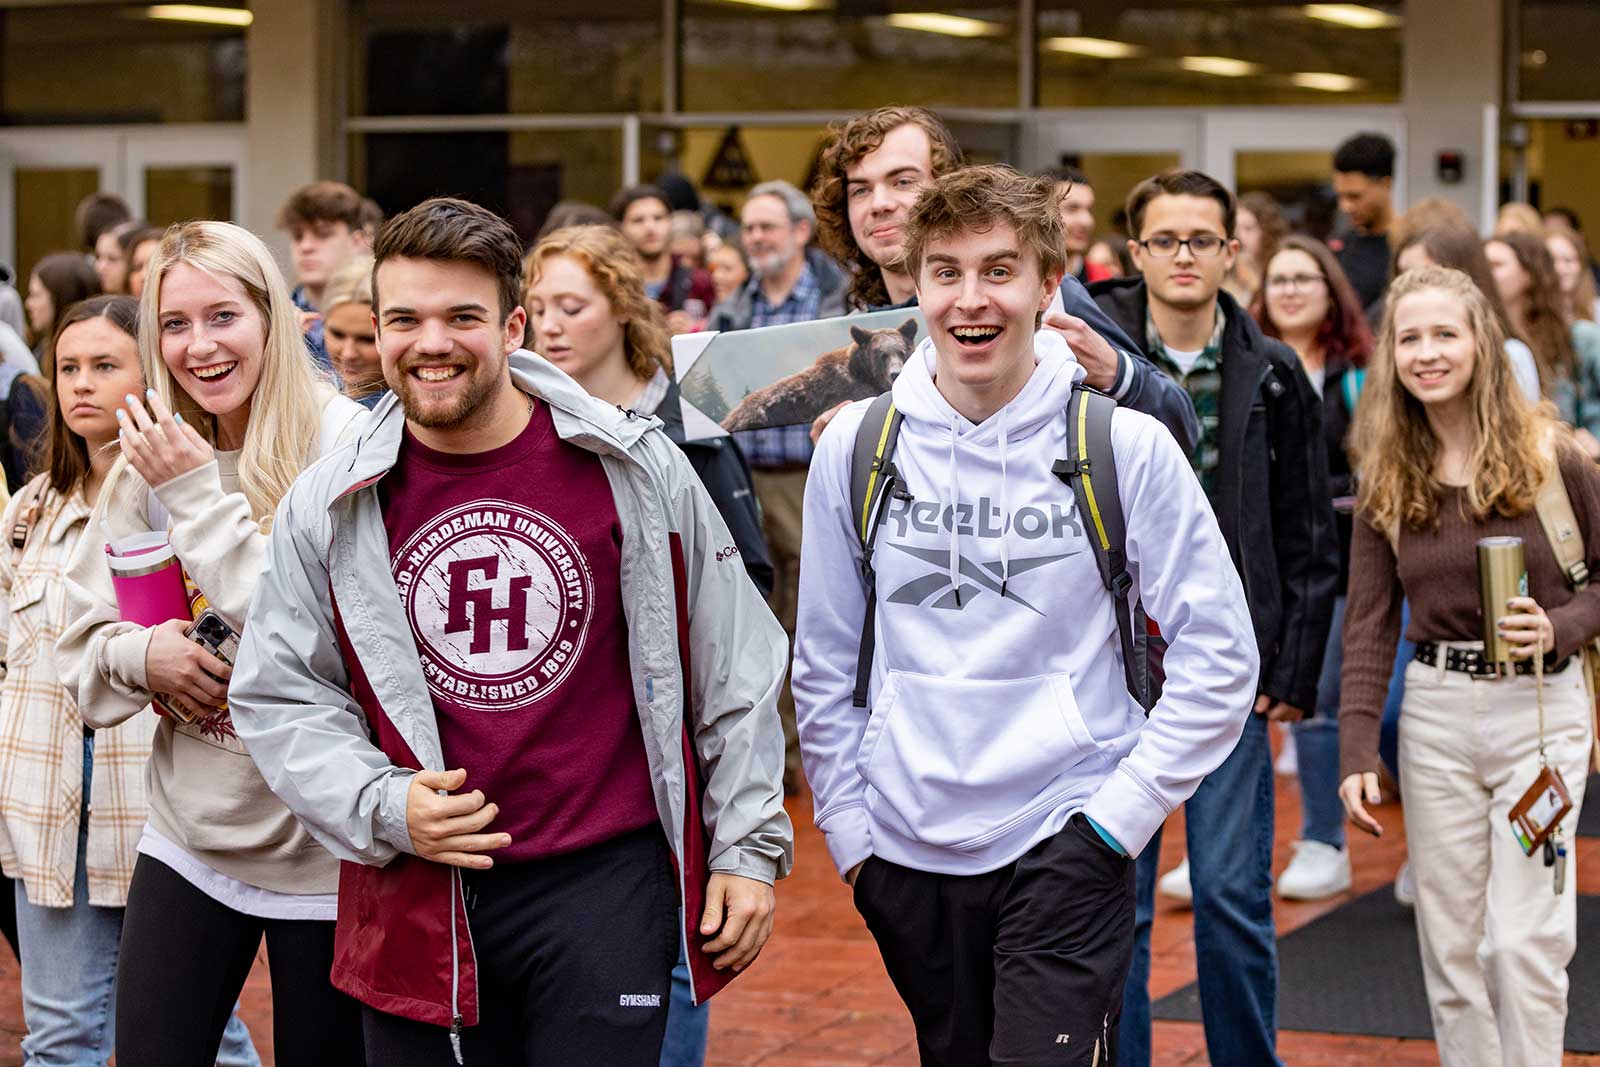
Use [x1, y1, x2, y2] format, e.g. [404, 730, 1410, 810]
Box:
[721, 319, 918, 432]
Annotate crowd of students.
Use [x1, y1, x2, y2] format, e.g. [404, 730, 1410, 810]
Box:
[0, 108, 1587, 1067]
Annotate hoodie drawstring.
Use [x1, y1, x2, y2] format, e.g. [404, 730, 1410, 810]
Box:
[946, 420, 961, 606]
[997, 408, 1011, 597]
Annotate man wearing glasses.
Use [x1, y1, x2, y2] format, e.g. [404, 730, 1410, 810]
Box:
[1090, 170, 1339, 1067]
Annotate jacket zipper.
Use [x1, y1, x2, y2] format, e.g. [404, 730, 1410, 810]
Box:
[449, 869, 464, 1064]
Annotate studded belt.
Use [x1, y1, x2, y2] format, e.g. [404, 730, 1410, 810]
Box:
[1413, 641, 1569, 678]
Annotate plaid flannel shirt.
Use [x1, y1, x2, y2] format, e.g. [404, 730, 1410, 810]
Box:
[1146, 304, 1226, 500]
[0, 478, 155, 907]
[733, 265, 825, 468]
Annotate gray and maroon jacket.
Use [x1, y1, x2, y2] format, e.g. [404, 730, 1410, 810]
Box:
[229, 351, 793, 1047]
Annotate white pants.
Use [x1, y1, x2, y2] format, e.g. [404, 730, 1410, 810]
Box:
[1398, 650, 1592, 1067]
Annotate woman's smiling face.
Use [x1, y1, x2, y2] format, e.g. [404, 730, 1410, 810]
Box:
[156, 261, 266, 418]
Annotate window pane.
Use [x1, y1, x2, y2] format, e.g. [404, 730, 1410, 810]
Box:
[354, 0, 662, 116]
[681, 2, 1018, 112]
[356, 130, 623, 244]
[0, 4, 246, 124]
[12, 168, 99, 310]
[145, 167, 235, 227]
[1038, 2, 1402, 107]
[1517, 1, 1600, 102]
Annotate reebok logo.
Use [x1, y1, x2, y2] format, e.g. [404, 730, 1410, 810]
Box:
[1056, 1033, 1070, 1044]
[619, 994, 662, 1007]
[884, 542, 1077, 614]
[885, 494, 1082, 542]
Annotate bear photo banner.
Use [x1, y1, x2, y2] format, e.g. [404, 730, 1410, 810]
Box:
[673, 307, 927, 441]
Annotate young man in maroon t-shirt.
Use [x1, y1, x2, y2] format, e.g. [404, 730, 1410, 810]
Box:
[230, 198, 793, 1066]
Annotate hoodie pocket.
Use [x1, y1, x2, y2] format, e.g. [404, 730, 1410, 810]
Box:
[858, 670, 1099, 853]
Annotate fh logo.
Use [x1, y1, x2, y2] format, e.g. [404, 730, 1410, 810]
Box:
[393, 501, 594, 712]
[446, 556, 533, 655]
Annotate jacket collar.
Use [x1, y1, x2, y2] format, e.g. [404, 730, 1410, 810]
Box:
[333, 349, 659, 503]
[44, 485, 90, 544]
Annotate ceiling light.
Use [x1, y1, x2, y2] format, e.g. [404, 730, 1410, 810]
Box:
[885, 13, 1005, 37]
[1179, 56, 1260, 77]
[1305, 4, 1401, 30]
[1291, 72, 1363, 92]
[1045, 36, 1143, 59]
[705, 0, 831, 9]
[145, 4, 253, 26]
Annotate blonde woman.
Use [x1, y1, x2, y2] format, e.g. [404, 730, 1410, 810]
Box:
[322, 253, 386, 406]
[1339, 265, 1596, 1067]
[0, 295, 260, 1065]
[55, 222, 368, 1067]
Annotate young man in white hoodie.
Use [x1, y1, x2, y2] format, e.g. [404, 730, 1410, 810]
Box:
[793, 165, 1259, 1065]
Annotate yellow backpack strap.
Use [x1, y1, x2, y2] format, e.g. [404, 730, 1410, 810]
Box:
[1054, 385, 1153, 711]
[849, 392, 904, 709]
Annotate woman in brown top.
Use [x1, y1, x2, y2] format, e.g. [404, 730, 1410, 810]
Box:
[1339, 265, 1597, 1067]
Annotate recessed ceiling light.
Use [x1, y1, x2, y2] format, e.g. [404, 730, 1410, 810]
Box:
[1305, 4, 1402, 30]
[1291, 72, 1364, 92]
[1179, 56, 1260, 77]
[1044, 36, 1143, 59]
[705, 0, 831, 10]
[145, 4, 252, 26]
[885, 13, 1005, 37]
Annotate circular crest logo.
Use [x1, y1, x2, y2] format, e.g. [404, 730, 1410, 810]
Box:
[392, 500, 593, 711]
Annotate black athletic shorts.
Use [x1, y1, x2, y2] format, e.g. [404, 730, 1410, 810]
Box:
[854, 812, 1137, 1066]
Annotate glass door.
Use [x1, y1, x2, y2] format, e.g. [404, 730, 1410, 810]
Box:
[0, 124, 245, 302]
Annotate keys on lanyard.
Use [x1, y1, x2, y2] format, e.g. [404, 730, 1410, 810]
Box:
[1543, 832, 1569, 896]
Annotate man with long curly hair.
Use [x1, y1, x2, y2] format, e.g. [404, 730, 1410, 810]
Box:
[809, 106, 1199, 453]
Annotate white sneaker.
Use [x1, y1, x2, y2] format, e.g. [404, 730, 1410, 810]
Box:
[1394, 859, 1416, 908]
[1276, 840, 1352, 900]
[1157, 858, 1192, 904]
[1274, 727, 1298, 777]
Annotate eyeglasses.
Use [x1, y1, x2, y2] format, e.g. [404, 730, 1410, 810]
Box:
[1138, 234, 1227, 258]
[1265, 273, 1329, 294]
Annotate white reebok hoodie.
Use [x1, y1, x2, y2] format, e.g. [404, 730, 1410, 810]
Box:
[793, 330, 1258, 878]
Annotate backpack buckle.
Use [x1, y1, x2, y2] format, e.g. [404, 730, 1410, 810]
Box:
[1568, 561, 1590, 588]
[1052, 458, 1089, 479]
[1111, 570, 1133, 599]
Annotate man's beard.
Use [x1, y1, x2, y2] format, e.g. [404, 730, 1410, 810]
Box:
[393, 358, 502, 429]
[750, 250, 789, 279]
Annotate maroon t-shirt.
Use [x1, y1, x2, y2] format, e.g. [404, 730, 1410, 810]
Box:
[374, 401, 658, 863]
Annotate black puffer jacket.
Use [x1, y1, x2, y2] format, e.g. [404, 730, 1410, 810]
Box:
[652, 379, 775, 597]
[1091, 277, 1340, 713]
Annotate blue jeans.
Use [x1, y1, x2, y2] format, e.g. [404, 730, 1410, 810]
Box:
[658, 944, 708, 1067]
[13, 734, 260, 1067]
[1119, 712, 1281, 1067]
[1293, 595, 1346, 848]
[1380, 600, 1413, 780]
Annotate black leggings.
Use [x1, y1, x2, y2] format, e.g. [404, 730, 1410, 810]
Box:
[115, 854, 365, 1067]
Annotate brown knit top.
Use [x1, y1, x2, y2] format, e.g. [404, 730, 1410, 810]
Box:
[1339, 447, 1600, 779]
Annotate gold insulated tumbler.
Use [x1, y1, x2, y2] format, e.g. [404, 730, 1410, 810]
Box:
[1478, 536, 1528, 668]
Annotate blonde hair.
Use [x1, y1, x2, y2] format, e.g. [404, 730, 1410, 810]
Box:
[322, 253, 374, 314]
[523, 225, 672, 381]
[1494, 201, 1546, 239]
[132, 220, 332, 527]
[1354, 265, 1560, 535]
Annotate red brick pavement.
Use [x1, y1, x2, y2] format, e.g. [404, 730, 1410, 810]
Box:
[0, 745, 1593, 1065]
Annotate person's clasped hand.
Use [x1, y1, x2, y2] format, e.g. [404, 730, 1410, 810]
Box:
[118, 389, 214, 487]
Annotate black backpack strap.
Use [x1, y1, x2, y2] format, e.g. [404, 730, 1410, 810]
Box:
[1053, 386, 1153, 711]
[849, 392, 904, 708]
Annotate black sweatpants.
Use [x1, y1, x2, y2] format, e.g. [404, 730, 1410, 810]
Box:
[854, 812, 1137, 1067]
[115, 853, 365, 1067]
[362, 824, 680, 1066]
